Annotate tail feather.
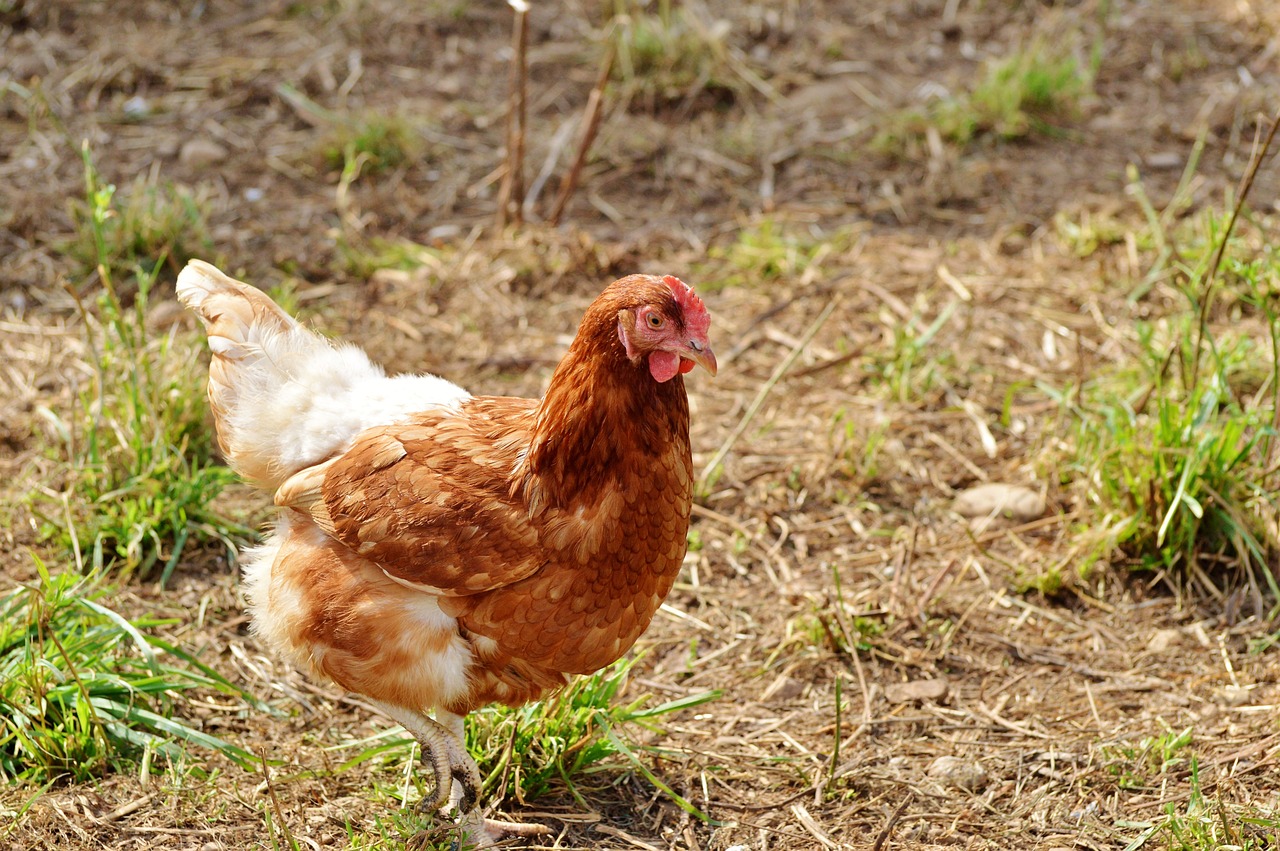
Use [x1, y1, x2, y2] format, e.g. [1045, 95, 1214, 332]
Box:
[176, 259, 300, 346]
[177, 260, 471, 493]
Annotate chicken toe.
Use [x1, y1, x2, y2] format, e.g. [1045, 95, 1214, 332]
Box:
[368, 700, 473, 814]
[409, 812, 552, 851]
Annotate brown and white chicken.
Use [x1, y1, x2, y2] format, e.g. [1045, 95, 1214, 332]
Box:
[177, 260, 715, 838]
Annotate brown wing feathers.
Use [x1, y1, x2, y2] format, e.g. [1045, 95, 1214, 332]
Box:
[275, 402, 547, 596]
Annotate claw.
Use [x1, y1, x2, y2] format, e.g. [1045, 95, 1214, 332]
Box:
[364, 701, 545, 846]
[412, 813, 553, 850]
[451, 765, 478, 814]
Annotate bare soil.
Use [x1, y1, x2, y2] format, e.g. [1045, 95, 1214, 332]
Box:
[4, 1, 1280, 849]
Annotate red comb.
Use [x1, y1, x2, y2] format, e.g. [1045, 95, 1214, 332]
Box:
[662, 275, 710, 337]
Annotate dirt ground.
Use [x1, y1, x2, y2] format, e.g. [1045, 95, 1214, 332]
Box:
[4, 0, 1280, 849]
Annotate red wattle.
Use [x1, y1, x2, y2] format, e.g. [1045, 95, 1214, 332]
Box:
[649, 350, 681, 382]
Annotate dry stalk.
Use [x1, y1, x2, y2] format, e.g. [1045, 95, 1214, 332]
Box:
[790, 803, 838, 849]
[699, 296, 840, 489]
[548, 39, 616, 226]
[496, 0, 530, 227]
[1189, 107, 1280, 391]
[258, 748, 296, 850]
[870, 792, 913, 851]
[1136, 108, 1280, 412]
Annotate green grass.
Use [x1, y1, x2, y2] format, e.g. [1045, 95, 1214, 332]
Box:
[827, 405, 885, 500]
[698, 218, 858, 292]
[334, 658, 718, 819]
[275, 83, 424, 179]
[771, 564, 883, 669]
[30, 145, 247, 580]
[319, 113, 421, 176]
[1120, 759, 1280, 850]
[1053, 206, 1133, 258]
[0, 557, 261, 785]
[337, 235, 448, 280]
[1049, 194, 1280, 595]
[874, 38, 1094, 157]
[868, 299, 960, 404]
[606, 0, 764, 111]
[67, 152, 210, 287]
[471, 658, 717, 812]
[1043, 147, 1280, 596]
[1100, 724, 1193, 792]
[1093, 726, 1280, 851]
[1054, 321, 1277, 580]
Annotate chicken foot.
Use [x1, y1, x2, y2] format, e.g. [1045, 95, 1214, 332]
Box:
[367, 700, 481, 814]
[369, 701, 552, 846]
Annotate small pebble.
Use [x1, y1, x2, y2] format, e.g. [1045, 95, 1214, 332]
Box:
[122, 95, 150, 118]
[1145, 628, 1181, 654]
[953, 483, 1044, 521]
[179, 138, 228, 168]
[428, 223, 463, 240]
[1145, 151, 1184, 170]
[1220, 684, 1253, 707]
[884, 677, 949, 704]
[1069, 800, 1099, 822]
[927, 755, 989, 791]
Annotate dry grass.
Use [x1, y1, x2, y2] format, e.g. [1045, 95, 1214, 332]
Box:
[4, 0, 1280, 849]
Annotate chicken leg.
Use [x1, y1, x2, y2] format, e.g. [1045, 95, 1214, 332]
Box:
[367, 700, 481, 814]
[368, 700, 551, 845]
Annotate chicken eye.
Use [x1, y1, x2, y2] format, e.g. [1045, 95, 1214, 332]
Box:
[647, 313, 664, 329]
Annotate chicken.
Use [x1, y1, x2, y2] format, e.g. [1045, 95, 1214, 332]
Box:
[176, 260, 716, 839]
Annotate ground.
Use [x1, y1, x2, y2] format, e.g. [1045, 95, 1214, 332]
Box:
[3, 0, 1280, 849]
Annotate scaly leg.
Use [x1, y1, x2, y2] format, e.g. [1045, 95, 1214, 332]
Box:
[435, 710, 549, 842]
[368, 702, 551, 846]
[366, 699, 474, 813]
[434, 709, 482, 814]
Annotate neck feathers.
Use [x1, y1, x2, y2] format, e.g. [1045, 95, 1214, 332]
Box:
[519, 293, 690, 511]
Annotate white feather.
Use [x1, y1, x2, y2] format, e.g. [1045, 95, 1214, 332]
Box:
[176, 260, 470, 485]
[221, 330, 468, 478]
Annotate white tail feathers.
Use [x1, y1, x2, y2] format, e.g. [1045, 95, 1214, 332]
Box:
[177, 260, 471, 493]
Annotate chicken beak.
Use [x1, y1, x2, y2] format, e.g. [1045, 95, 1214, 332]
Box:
[685, 339, 718, 376]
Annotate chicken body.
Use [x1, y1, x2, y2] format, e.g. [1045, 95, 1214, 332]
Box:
[177, 260, 715, 830]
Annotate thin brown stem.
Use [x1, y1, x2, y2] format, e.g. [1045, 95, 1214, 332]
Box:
[496, 2, 530, 227]
[1189, 108, 1280, 393]
[259, 748, 298, 850]
[548, 40, 616, 226]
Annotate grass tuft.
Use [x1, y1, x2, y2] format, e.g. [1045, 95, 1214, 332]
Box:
[336, 658, 719, 819]
[337, 236, 447, 280]
[470, 657, 717, 814]
[31, 145, 247, 580]
[1123, 758, 1280, 850]
[1100, 723, 1193, 791]
[606, 0, 763, 111]
[1051, 179, 1280, 599]
[698, 218, 858, 291]
[275, 83, 426, 180]
[0, 557, 261, 784]
[874, 38, 1093, 157]
[67, 158, 210, 288]
[319, 113, 421, 176]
